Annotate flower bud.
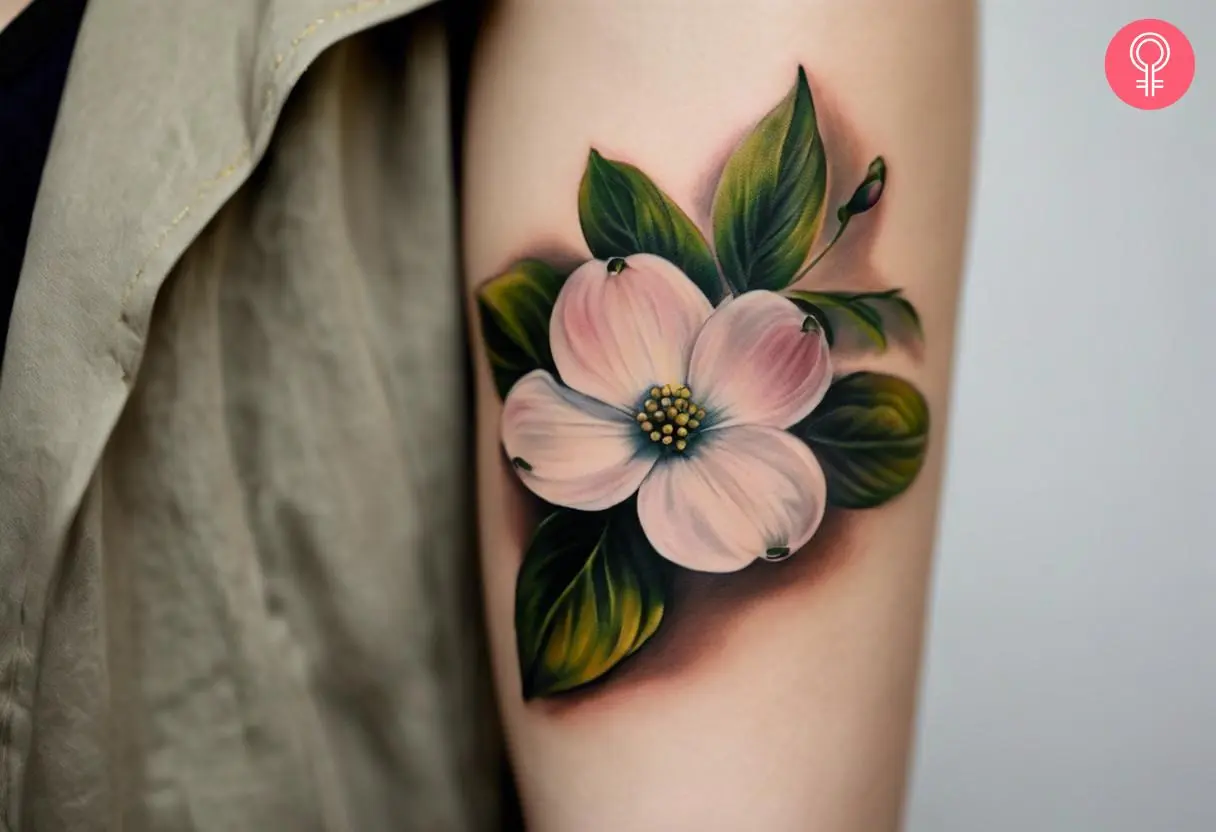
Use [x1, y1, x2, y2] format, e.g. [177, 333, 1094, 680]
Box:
[839, 156, 886, 221]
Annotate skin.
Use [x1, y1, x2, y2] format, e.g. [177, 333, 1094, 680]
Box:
[0, 0, 31, 31]
[463, 1, 975, 829]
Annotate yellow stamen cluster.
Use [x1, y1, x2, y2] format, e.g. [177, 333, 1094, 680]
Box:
[635, 383, 708, 452]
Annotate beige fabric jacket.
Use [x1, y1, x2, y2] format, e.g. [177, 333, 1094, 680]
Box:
[0, 1, 500, 829]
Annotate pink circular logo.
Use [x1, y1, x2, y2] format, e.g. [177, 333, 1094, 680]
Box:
[1106, 19, 1195, 110]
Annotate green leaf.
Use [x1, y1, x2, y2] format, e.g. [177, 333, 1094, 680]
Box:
[796, 301, 836, 346]
[579, 150, 724, 302]
[885, 293, 923, 339]
[788, 290, 884, 349]
[515, 501, 668, 699]
[787, 289, 924, 352]
[476, 260, 565, 399]
[712, 66, 828, 293]
[794, 372, 930, 509]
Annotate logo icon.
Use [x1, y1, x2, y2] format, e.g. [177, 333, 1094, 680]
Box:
[1107, 20, 1194, 110]
[1130, 32, 1169, 97]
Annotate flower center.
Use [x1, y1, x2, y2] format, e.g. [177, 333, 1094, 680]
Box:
[634, 383, 707, 454]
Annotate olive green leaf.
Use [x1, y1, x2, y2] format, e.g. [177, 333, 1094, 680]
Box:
[516, 501, 668, 699]
[476, 260, 565, 399]
[794, 372, 930, 509]
[787, 289, 923, 352]
[712, 66, 828, 293]
[579, 150, 724, 302]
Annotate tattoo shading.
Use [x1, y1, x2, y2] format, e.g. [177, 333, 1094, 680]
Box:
[476, 67, 930, 700]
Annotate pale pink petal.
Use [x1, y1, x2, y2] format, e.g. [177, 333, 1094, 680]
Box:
[502, 371, 657, 510]
[686, 291, 831, 429]
[637, 426, 827, 573]
[550, 254, 714, 409]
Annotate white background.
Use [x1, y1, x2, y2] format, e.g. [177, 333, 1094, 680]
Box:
[905, 2, 1216, 829]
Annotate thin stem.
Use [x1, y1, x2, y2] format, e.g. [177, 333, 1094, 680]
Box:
[795, 215, 850, 283]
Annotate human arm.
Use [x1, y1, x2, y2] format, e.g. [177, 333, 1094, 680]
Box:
[462, 2, 975, 828]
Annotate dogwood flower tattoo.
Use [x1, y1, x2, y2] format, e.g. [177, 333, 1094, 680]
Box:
[503, 255, 832, 572]
[477, 68, 931, 699]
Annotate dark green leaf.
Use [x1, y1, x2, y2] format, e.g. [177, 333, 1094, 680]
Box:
[787, 289, 924, 353]
[516, 501, 668, 699]
[887, 294, 923, 339]
[794, 372, 930, 509]
[789, 290, 885, 350]
[795, 301, 836, 345]
[579, 150, 724, 302]
[712, 66, 828, 293]
[476, 260, 565, 399]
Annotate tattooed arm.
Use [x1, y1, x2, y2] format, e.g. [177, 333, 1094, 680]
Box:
[463, 2, 975, 829]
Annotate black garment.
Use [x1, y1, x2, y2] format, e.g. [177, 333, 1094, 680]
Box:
[0, 0, 88, 371]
